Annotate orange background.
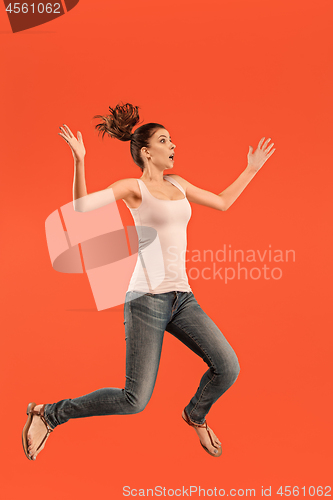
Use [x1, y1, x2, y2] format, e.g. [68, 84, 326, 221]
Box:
[1, 1, 332, 498]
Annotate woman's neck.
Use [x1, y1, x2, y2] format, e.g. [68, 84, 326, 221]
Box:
[140, 168, 166, 184]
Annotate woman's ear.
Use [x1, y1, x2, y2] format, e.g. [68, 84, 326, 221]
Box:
[141, 147, 150, 159]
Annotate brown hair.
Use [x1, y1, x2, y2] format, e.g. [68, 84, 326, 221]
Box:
[94, 102, 165, 172]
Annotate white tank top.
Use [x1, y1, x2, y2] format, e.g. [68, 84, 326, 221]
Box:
[125, 175, 192, 294]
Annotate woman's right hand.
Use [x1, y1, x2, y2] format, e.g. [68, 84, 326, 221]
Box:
[59, 124, 86, 163]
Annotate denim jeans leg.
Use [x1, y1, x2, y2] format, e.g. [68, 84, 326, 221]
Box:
[43, 291, 173, 430]
[166, 292, 240, 425]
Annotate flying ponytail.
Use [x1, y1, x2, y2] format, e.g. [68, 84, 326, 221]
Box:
[94, 102, 140, 142]
[94, 102, 165, 172]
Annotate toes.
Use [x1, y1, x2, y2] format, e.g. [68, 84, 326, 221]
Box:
[206, 443, 218, 454]
[207, 444, 220, 456]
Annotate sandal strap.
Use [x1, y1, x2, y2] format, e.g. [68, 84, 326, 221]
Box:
[35, 422, 52, 452]
[205, 425, 216, 448]
[29, 404, 53, 452]
[183, 408, 218, 449]
[183, 408, 207, 429]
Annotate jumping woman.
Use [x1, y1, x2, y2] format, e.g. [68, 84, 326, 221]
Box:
[22, 103, 275, 460]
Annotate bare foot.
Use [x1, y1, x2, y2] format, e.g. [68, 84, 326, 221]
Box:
[27, 404, 52, 460]
[182, 410, 222, 456]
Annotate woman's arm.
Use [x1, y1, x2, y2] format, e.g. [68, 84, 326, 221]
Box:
[59, 124, 87, 202]
[170, 137, 275, 211]
[58, 124, 133, 212]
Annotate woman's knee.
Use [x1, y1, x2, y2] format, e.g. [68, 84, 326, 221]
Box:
[215, 351, 240, 386]
[229, 357, 240, 384]
[124, 391, 151, 414]
[129, 400, 148, 414]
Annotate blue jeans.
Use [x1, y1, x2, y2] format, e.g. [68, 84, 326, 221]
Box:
[43, 291, 240, 429]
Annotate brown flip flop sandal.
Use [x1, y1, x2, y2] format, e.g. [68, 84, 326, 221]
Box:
[182, 408, 222, 457]
[22, 402, 53, 460]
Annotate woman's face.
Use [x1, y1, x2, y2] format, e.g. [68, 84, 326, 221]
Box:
[143, 128, 176, 170]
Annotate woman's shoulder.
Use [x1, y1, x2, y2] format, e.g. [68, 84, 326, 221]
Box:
[165, 174, 189, 191]
[106, 177, 141, 201]
[107, 177, 139, 190]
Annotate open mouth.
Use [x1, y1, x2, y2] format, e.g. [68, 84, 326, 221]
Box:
[169, 154, 174, 161]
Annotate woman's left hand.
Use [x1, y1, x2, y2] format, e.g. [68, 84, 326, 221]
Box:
[247, 137, 275, 172]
